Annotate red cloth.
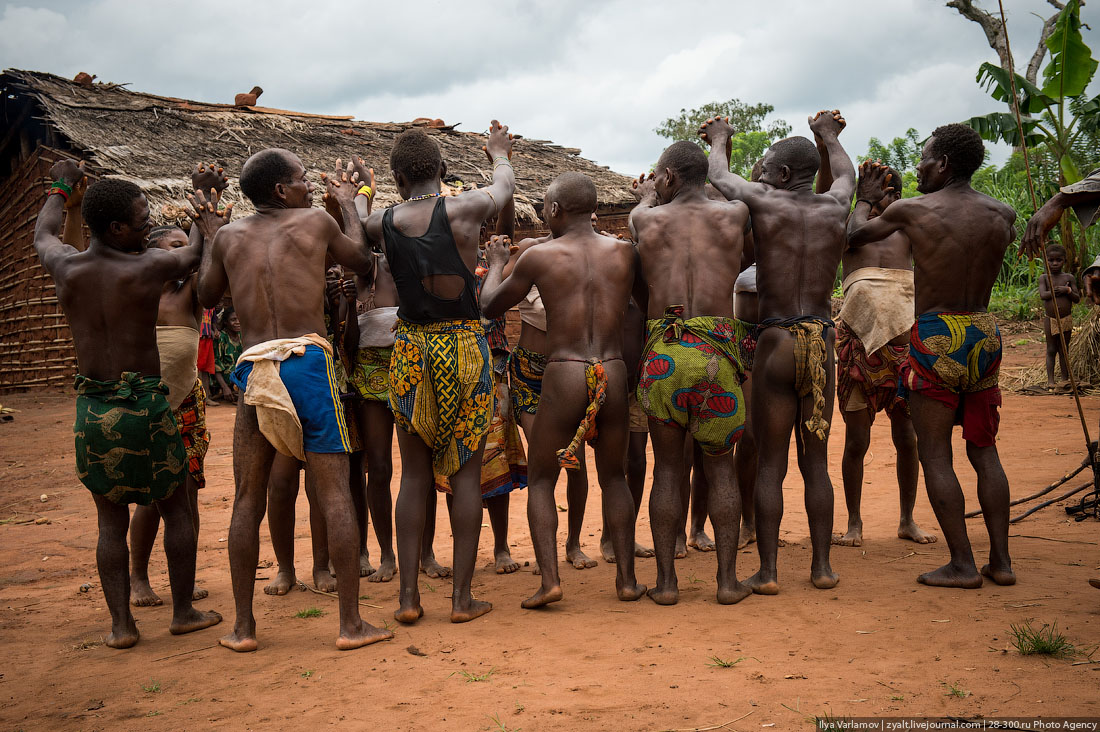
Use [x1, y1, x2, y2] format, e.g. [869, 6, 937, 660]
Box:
[197, 337, 215, 374]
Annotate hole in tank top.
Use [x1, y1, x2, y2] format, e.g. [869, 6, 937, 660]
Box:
[421, 274, 466, 300]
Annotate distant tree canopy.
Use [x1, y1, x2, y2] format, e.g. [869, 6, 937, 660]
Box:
[654, 99, 792, 177]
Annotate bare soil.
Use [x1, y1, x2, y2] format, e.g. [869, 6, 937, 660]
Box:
[1, 339, 1098, 730]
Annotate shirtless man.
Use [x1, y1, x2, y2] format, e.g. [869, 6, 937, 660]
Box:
[361, 122, 516, 624]
[481, 172, 646, 607]
[200, 148, 391, 650]
[732, 262, 759, 548]
[847, 124, 1017, 588]
[829, 165, 936, 548]
[700, 110, 856, 593]
[34, 159, 221, 647]
[629, 142, 752, 605]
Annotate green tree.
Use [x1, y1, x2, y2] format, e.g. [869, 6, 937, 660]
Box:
[965, 0, 1100, 270]
[863, 128, 922, 173]
[655, 99, 791, 177]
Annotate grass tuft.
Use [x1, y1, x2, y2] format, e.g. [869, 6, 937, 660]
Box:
[456, 667, 496, 683]
[294, 607, 324, 618]
[141, 681, 161, 694]
[941, 680, 969, 699]
[706, 655, 746, 668]
[1009, 620, 1078, 658]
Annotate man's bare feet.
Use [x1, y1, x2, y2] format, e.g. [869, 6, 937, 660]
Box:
[600, 536, 617, 563]
[521, 585, 563, 609]
[688, 530, 716, 552]
[647, 583, 679, 606]
[420, 555, 452, 579]
[744, 570, 779, 595]
[192, 586, 209, 600]
[617, 581, 647, 602]
[738, 527, 757, 549]
[566, 546, 597, 570]
[980, 563, 1016, 586]
[717, 581, 751, 605]
[831, 527, 863, 547]
[336, 620, 393, 650]
[312, 567, 337, 593]
[674, 535, 688, 559]
[219, 627, 258, 653]
[494, 549, 520, 574]
[264, 570, 297, 596]
[917, 562, 983, 589]
[394, 603, 424, 624]
[105, 619, 139, 649]
[169, 608, 223, 635]
[130, 577, 163, 607]
[898, 520, 938, 544]
[451, 598, 493, 623]
[359, 551, 375, 578]
[634, 542, 655, 558]
[368, 556, 396, 583]
[811, 567, 839, 589]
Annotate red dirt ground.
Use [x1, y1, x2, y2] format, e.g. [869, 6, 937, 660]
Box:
[1, 339, 1098, 730]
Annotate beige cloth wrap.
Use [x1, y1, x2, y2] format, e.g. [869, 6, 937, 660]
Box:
[156, 325, 200, 410]
[517, 285, 546, 331]
[838, 267, 915, 355]
[357, 306, 399, 348]
[236, 333, 331, 461]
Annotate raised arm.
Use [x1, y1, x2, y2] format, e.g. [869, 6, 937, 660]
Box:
[321, 160, 374, 274]
[61, 170, 90, 250]
[33, 159, 86, 273]
[449, 120, 516, 225]
[627, 173, 658, 240]
[699, 117, 763, 203]
[630, 243, 648, 315]
[1021, 187, 1100, 258]
[807, 109, 854, 205]
[847, 162, 905, 247]
[481, 235, 537, 319]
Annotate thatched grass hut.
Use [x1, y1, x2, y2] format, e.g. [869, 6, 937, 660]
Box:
[0, 69, 636, 391]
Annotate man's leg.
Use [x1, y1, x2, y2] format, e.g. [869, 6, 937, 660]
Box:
[590, 367, 646, 602]
[834, 408, 871, 547]
[734, 373, 756, 548]
[967, 441, 1015, 585]
[219, 404, 277, 652]
[305, 450, 392, 648]
[362, 400, 397, 583]
[421, 487, 451, 578]
[565, 449, 597, 569]
[1044, 319, 1057, 389]
[700, 451, 749, 604]
[348, 445, 373, 577]
[263, 453, 301, 596]
[601, 430, 654, 562]
[155, 482, 222, 635]
[647, 421, 688, 605]
[393, 427, 433, 622]
[794, 361, 839, 589]
[303, 470, 337, 592]
[445, 439, 493, 622]
[187, 481, 208, 599]
[129, 503, 163, 606]
[891, 409, 936, 544]
[745, 332, 798, 595]
[91, 494, 140, 648]
[1058, 330, 1073, 382]
[688, 440, 715, 552]
[487, 494, 520, 574]
[909, 393, 983, 588]
[675, 435, 692, 558]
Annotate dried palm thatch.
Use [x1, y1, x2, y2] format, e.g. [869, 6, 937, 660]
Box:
[1068, 306, 1100, 385]
[0, 69, 636, 224]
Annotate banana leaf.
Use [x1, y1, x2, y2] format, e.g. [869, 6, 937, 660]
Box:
[976, 62, 1053, 114]
[965, 112, 1046, 148]
[1042, 0, 1098, 99]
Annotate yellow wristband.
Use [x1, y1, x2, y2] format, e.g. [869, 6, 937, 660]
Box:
[357, 185, 374, 199]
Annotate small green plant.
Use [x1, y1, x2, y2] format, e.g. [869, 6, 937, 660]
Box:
[685, 573, 703, 585]
[422, 582, 436, 593]
[294, 607, 324, 618]
[488, 713, 519, 731]
[890, 695, 904, 701]
[146, 710, 162, 717]
[301, 670, 314, 678]
[942, 680, 970, 699]
[706, 655, 746, 668]
[358, 595, 371, 601]
[141, 681, 161, 694]
[1009, 620, 1078, 658]
[457, 667, 496, 683]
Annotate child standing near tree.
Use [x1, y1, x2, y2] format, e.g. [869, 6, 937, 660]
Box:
[1039, 244, 1081, 391]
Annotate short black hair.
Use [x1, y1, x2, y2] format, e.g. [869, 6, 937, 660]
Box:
[218, 306, 236, 329]
[148, 225, 184, 246]
[767, 136, 819, 181]
[658, 141, 708, 186]
[546, 172, 597, 214]
[390, 128, 442, 184]
[81, 178, 144, 237]
[750, 159, 763, 182]
[239, 148, 298, 205]
[1045, 243, 1067, 258]
[930, 123, 984, 179]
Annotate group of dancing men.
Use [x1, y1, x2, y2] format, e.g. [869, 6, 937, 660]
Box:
[32, 108, 1100, 652]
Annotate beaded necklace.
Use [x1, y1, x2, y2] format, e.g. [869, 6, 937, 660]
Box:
[404, 191, 442, 203]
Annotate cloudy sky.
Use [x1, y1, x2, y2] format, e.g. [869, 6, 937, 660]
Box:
[2, 0, 1096, 174]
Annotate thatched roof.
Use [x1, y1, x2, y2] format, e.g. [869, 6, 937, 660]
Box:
[0, 69, 636, 223]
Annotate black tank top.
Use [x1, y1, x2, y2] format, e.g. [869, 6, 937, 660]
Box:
[382, 197, 481, 324]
